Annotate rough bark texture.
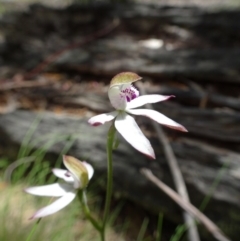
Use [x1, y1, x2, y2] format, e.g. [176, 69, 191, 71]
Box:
[0, 4, 240, 82]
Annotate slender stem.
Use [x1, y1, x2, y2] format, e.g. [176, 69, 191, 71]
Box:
[78, 190, 102, 232]
[101, 124, 116, 241]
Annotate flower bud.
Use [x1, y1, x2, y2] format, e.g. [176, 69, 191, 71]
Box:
[63, 155, 89, 188]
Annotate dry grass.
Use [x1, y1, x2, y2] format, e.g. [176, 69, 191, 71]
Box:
[0, 182, 126, 241]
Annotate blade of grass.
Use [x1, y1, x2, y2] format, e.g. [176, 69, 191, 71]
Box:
[28, 133, 79, 156]
[17, 114, 43, 160]
[25, 219, 41, 241]
[35, 162, 51, 183]
[0, 158, 9, 169]
[4, 156, 35, 183]
[8, 134, 73, 183]
[26, 135, 75, 183]
[13, 133, 72, 182]
[108, 201, 125, 227]
[118, 218, 130, 240]
[170, 224, 188, 241]
[137, 218, 149, 241]
[156, 213, 164, 241]
[199, 161, 229, 211]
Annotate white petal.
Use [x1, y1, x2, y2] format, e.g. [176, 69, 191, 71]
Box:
[88, 111, 118, 126]
[30, 192, 76, 219]
[108, 86, 127, 110]
[127, 95, 174, 109]
[52, 168, 74, 183]
[115, 112, 155, 159]
[127, 109, 187, 132]
[25, 183, 73, 197]
[82, 162, 94, 180]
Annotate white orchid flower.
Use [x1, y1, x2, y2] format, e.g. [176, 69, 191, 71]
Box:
[88, 72, 187, 159]
[25, 155, 94, 219]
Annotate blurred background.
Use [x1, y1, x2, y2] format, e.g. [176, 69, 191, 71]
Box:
[0, 0, 240, 241]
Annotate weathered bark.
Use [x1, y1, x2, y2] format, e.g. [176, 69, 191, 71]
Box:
[0, 110, 240, 240]
[0, 3, 240, 82]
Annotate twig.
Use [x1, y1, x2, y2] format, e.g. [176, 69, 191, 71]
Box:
[137, 82, 200, 241]
[24, 18, 120, 80]
[141, 168, 231, 241]
[0, 79, 52, 91]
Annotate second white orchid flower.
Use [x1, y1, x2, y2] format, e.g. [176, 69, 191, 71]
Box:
[25, 155, 94, 219]
[88, 72, 187, 159]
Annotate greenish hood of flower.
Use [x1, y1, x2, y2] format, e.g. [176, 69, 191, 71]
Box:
[63, 155, 89, 189]
[110, 72, 141, 87]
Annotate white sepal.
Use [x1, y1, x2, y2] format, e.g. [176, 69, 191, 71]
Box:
[127, 109, 187, 132]
[30, 192, 76, 219]
[115, 112, 155, 159]
[25, 183, 72, 197]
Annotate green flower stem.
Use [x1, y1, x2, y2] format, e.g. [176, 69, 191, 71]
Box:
[78, 190, 102, 232]
[101, 124, 116, 241]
